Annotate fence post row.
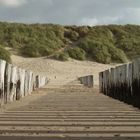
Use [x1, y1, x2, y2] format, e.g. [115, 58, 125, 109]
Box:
[0, 59, 48, 106]
[99, 58, 140, 108]
[78, 75, 94, 88]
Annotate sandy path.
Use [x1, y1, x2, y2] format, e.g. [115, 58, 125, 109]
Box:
[11, 55, 114, 85]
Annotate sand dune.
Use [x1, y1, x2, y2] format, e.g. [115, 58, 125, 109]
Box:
[11, 55, 114, 86]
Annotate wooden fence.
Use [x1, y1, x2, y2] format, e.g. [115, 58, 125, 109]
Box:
[78, 75, 94, 88]
[99, 58, 140, 108]
[0, 59, 48, 106]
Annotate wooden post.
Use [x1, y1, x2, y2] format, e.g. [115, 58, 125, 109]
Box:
[4, 63, 12, 103]
[24, 70, 29, 96]
[10, 66, 17, 102]
[121, 64, 127, 102]
[16, 67, 20, 100]
[19, 68, 25, 99]
[35, 75, 39, 88]
[0, 60, 6, 106]
[99, 72, 103, 93]
[28, 71, 33, 95]
[89, 75, 94, 88]
[110, 68, 114, 97]
[0, 58, 48, 106]
[78, 75, 94, 88]
[32, 74, 36, 91]
[116, 66, 121, 99]
[126, 63, 133, 103]
[104, 70, 110, 96]
[102, 71, 105, 94]
[99, 59, 140, 108]
[132, 58, 140, 107]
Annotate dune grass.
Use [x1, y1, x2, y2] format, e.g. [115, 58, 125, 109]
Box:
[0, 22, 140, 63]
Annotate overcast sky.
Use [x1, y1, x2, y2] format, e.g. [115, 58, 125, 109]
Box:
[0, 0, 140, 26]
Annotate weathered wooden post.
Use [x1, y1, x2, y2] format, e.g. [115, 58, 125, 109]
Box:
[30, 72, 34, 92]
[104, 70, 110, 96]
[102, 71, 106, 94]
[108, 69, 111, 97]
[99, 72, 103, 93]
[87, 75, 94, 88]
[35, 75, 39, 88]
[110, 68, 116, 98]
[9, 66, 17, 102]
[132, 58, 140, 107]
[24, 70, 29, 96]
[16, 67, 20, 100]
[32, 74, 36, 91]
[110, 68, 113, 97]
[127, 63, 133, 104]
[120, 64, 127, 102]
[0, 58, 49, 107]
[28, 71, 33, 95]
[99, 59, 140, 108]
[4, 63, 12, 103]
[0, 60, 6, 106]
[116, 66, 122, 100]
[78, 75, 94, 88]
[18, 68, 25, 99]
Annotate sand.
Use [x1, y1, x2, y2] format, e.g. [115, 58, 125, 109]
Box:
[11, 55, 115, 86]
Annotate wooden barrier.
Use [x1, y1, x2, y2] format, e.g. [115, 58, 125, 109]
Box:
[99, 58, 140, 108]
[78, 75, 94, 88]
[0, 59, 48, 107]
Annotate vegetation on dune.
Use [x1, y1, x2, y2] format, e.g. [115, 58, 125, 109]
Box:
[0, 45, 11, 63]
[53, 52, 69, 61]
[0, 22, 140, 64]
[68, 47, 86, 60]
[78, 26, 128, 63]
[0, 22, 65, 58]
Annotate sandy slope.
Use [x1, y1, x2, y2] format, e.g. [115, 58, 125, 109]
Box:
[11, 55, 114, 86]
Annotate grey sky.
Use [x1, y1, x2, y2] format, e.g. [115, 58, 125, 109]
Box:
[0, 0, 140, 25]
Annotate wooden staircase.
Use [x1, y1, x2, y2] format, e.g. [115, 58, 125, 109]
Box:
[0, 82, 140, 139]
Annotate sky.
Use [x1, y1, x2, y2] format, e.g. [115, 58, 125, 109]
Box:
[0, 0, 140, 26]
